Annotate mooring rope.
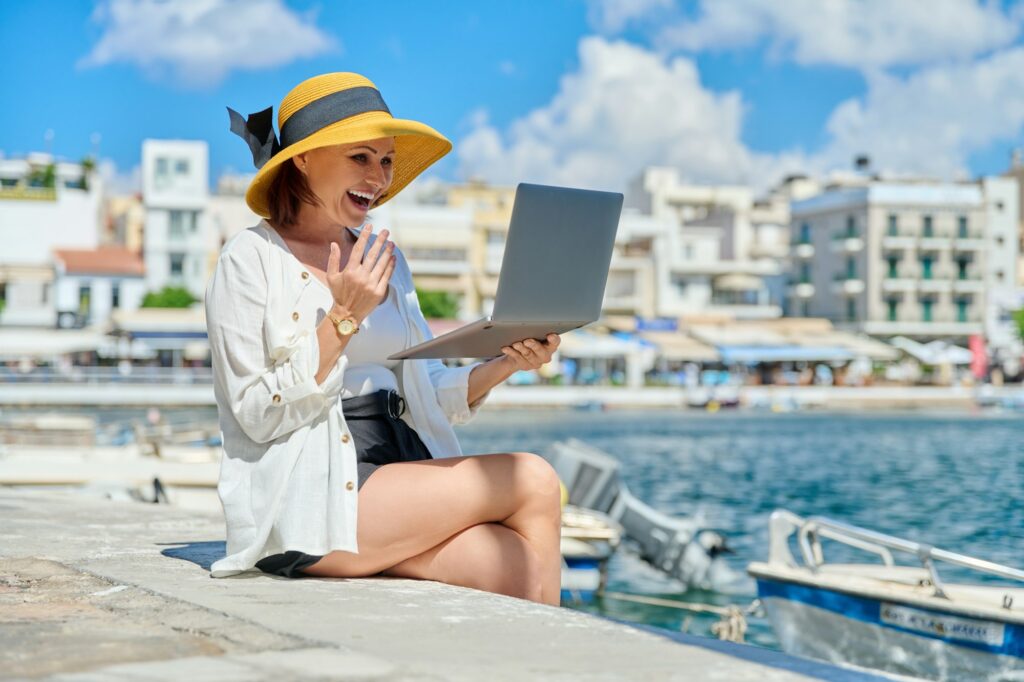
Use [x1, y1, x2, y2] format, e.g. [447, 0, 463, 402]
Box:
[600, 591, 762, 643]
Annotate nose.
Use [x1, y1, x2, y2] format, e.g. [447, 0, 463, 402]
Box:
[366, 160, 388, 190]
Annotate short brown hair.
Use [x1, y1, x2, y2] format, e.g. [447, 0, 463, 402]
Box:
[266, 160, 321, 228]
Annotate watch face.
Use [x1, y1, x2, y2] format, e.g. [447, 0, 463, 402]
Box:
[337, 318, 356, 335]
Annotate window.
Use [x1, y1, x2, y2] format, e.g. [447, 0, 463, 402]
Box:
[78, 285, 91, 314]
[957, 260, 968, 280]
[957, 216, 968, 239]
[887, 299, 898, 322]
[887, 214, 898, 236]
[845, 257, 856, 279]
[799, 263, 811, 284]
[169, 211, 185, 239]
[170, 253, 185, 277]
[921, 257, 933, 280]
[845, 215, 857, 238]
[923, 215, 934, 238]
[922, 299, 933, 322]
[175, 159, 190, 175]
[887, 257, 899, 279]
[112, 283, 120, 309]
[799, 223, 811, 244]
[956, 299, 969, 323]
[801, 301, 810, 317]
[846, 298, 857, 321]
[189, 211, 199, 233]
[156, 158, 169, 178]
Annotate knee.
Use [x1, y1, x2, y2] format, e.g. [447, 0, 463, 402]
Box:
[509, 452, 562, 513]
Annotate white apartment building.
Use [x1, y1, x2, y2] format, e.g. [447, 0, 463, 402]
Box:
[52, 247, 146, 328]
[0, 154, 103, 326]
[624, 167, 787, 320]
[142, 140, 214, 297]
[788, 177, 1020, 357]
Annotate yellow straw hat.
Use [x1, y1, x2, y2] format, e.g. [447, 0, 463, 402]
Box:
[227, 72, 451, 218]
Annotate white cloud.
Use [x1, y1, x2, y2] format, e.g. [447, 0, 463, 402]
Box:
[586, 0, 673, 34]
[815, 47, 1024, 178]
[98, 158, 141, 195]
[459, 37, 772, 191]
[616, 0, 1021, 71]
[79, 0, 337, 88]
[457, 36, 1024, 193]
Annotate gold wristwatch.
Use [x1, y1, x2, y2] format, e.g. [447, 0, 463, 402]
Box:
[327, 311, 360, 337]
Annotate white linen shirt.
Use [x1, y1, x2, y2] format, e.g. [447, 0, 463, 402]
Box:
[206, 222, 486, 578]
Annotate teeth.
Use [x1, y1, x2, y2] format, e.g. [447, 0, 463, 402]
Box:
[348, 189, 374, 200]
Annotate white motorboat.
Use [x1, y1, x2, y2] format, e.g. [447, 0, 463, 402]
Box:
[748, 510, 1024, 681]
[560, 504, 622, 605]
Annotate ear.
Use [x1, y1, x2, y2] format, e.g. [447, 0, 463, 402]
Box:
[291, 153, 308, 175]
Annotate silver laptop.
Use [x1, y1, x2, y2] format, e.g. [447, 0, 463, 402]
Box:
[389, 183, 623, 360]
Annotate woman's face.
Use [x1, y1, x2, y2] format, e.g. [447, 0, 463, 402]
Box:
[295, 137, 395, 227]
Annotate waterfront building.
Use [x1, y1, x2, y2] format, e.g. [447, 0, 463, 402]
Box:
[0, 153, 103, 327]
[52, 247, 145, 328]
[625, 168, 791, 320]
[104, 194, 145, 252]
[787, 176, 1020, 360]
[141, 140, 214, 299]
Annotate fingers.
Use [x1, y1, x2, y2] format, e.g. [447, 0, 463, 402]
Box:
[347, 223, 373, 268]
[374, 253, 397, 296]
[361, 228, 390, 272]
[370, 238, 396, 280]
[327, 241, 340, 275]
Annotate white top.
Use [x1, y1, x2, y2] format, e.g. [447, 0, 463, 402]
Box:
[276, 235, 405, 399]
[338, 283, 404, 399]
[205, 222, 488, 577]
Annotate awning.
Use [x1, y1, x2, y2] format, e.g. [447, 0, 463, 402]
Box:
[558, 331, 647, 358]
[714, 273, 764, 291]
[638, 331, 719, 361]
[889, 337, 973, 365]
[0, 329, 107, 358]
[717, 345, 854, 364]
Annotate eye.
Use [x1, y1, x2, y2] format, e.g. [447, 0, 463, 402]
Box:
[382, 156, 394, 167]
[351, 153, 368, 163]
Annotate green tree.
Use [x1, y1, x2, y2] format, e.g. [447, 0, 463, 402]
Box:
[79, 156, 96, 191]
[27, 163, 56, 189]
[1013, 309, 1024, 341]
[141, 286, 196, 308]
[416, 288, 459, 319]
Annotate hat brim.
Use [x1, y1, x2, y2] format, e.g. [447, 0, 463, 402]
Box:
[245, 111, 452, 219]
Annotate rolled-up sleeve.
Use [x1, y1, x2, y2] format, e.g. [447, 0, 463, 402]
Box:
[206, 243, 346, 444]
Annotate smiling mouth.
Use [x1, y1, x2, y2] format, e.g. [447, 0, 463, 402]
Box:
[347, 190, 373, 210]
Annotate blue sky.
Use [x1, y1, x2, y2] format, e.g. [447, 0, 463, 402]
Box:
[3, 0, 1024, 194]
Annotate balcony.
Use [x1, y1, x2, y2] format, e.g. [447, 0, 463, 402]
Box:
[829, 235, 864, 253]
[793, 243, 814, 259]
[953, 235, 986, 251]
[881, 233, 916, 250]
[918, 278, 952, 294]
[881, 277, 916, 293]
[831, 275, 865, 296]
[787, 282, 815, 298]
[918, 234, 952, 251]
[952, 277, 985, 294]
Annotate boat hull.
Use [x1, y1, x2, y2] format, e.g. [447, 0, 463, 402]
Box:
[757, 578, 1024, 681]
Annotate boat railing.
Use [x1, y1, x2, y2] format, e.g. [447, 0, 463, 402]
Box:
[769, 509, 1024, 599]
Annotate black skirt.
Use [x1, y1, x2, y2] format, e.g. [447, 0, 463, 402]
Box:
[254, 389, 433, 578]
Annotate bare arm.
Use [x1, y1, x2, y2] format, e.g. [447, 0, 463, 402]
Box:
[466, 334, 561, 404]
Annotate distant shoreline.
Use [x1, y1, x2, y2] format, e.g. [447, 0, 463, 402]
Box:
[0, 382, 1019, 410]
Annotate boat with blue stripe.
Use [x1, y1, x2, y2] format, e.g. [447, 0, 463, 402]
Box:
[748, 510, 1024, 681]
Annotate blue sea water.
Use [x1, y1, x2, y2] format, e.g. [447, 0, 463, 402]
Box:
[455, 409, 1024, 648]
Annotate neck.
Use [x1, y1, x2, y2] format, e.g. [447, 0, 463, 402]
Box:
[269, 204, 359, 246]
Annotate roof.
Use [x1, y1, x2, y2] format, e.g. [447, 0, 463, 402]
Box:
[54, 247, 144, 276]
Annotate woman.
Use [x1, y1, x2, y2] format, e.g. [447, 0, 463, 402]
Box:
[207, 72, 563, 606]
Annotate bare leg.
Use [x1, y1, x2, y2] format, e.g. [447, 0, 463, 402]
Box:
[301, 453, 563, 605]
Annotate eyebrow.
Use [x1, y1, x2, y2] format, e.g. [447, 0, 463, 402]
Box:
[350, 145, 396, 156]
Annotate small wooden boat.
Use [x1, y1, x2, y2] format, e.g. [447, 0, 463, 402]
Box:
[748, 509, 1024, 681]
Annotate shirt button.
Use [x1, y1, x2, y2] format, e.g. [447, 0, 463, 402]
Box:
[292, 311, 299, 321]
[345, 481, 355, 491]
[341, 433, 350, 443]
[272, 394, 281, 403]
[301, 272, 310, 280]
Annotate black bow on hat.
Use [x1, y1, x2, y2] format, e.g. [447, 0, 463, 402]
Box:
[227, 106, 281, 170]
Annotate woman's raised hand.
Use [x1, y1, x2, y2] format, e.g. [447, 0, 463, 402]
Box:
[325, 225, 396, 322]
